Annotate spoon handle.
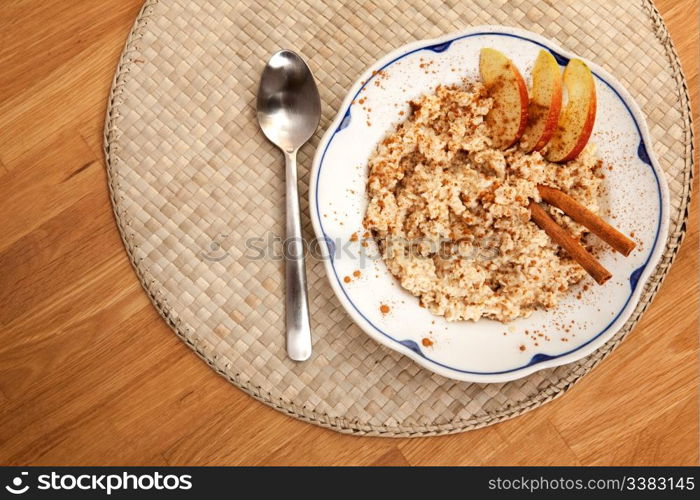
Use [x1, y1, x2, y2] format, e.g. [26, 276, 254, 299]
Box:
[283, 150, 312, 361]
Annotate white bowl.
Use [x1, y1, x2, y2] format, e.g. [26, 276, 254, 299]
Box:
[309, 26, 670, 383]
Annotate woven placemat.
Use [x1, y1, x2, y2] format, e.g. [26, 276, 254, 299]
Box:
[104, 0, 694, 436]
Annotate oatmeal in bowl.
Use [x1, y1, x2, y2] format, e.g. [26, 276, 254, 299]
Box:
[363, 84, 604, 321]
[363, 48, 634, 322]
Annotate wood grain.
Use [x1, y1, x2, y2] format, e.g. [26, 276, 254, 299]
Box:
[0, 0, 696, 466]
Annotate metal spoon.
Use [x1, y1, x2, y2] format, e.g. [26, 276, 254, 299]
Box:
[257, 49, 320, 361]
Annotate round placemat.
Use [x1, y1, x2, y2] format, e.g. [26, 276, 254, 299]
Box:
[104, 0, 694, 436]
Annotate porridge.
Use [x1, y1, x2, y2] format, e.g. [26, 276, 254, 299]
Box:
[362, 84, 604, 322]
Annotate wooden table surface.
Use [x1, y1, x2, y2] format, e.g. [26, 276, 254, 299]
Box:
[0, 0, 697, 466]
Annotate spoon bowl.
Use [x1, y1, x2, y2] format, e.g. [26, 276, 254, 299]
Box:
[257, 50, 321, 153]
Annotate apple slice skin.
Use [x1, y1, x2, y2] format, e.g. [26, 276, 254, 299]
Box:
[546, 59, 597, 163]
[563, 85, 596, 162]
[520, 50, 563, 153]
[479, 48, 529, 150]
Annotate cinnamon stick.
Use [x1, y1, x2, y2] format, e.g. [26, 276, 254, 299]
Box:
[537, 185, 636, 256]
[528, 200, 612, 285]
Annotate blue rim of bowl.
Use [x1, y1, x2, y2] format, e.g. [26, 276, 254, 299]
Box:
[311, 28, 668, 380]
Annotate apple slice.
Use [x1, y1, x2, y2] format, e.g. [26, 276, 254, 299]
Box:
[546, 58, 597, 162]
[479, 48, 529, 149]
[520, 50, 562, 152]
